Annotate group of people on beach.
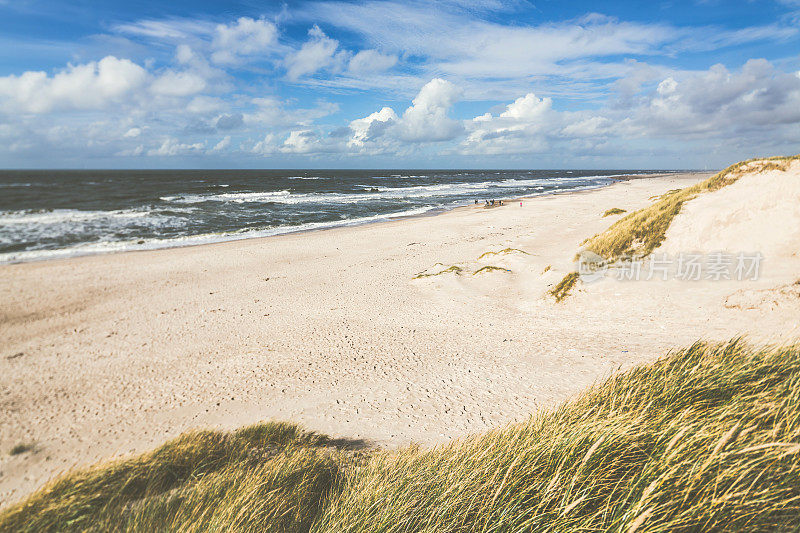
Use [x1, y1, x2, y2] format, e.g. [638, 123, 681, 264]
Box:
[475, 199, 503, 206]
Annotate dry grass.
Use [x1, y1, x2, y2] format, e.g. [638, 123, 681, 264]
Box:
[549, 271, 579, 302]
[552, 155, 800, 301]
[478, 248, 529, 260]
[0, 422, 362, 533]
[4, 341, 800, 532]
[412, 265, 464, 279]
[603, 207, 627, 217]
[9, 443, 34, 456]
[472, 266, 511, 275]
[316, 340, 800, 532]
[581, 155, 799, 263]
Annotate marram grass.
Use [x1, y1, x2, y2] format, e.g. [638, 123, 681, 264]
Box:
[581, 154, 799, 263]
[553, 154, 800, 300]
[3, 340, 800, 532]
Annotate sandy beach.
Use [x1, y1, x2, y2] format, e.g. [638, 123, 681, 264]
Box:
[3, 171, 800, 507]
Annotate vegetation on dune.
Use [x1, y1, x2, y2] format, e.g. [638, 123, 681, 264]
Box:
[6, 341, 799, 532]
[602, 207, 627, 217]
[472, 265, 511, 275]
[549, 271, 579, 302]
[412, 265, 464, 279]
[553, 154, 800, 301]
[9, 443, 35, 456]
[478, 248, 529, 259]
[0, 422, 360, 533]
[581, 155, 799, 263]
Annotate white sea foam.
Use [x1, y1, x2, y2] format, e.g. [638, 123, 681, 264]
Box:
[0, 205, 440, 264]
[158, 179, 580, 206]
[0, 209, 154, 225]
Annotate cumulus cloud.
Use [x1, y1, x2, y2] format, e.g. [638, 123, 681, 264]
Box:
[395, 78, 463, 142]
[0, 56, 148, 113]
[251, 133, 279, 155]
[211, 17, 278, 64]
[347, 49, 397, 74]
[149, 70, 207, 96]
[214, 113, 244, 130]
[147, 137, 205, 156]
[285, 26, 346, 80]
[281, 130, 321, 153]
[211, 135, 231, 152]
[348, 106, 397, 148]
[460, 93, 555, 154]
[628, 59, 800, 136]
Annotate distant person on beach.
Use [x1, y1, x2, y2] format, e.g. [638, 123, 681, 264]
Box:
[490, 200, 495, 206]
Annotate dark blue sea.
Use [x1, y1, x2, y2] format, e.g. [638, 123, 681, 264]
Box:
[0, 169, 668, 263]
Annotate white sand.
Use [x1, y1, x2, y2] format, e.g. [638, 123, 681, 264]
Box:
[2, 171, 799, 506]
[658, 160, 800, 262]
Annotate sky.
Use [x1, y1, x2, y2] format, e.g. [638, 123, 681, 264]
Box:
[0, 0, 799, 169]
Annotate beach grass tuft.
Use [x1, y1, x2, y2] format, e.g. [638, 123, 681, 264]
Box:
[580, 155, 799, 263]
[550, 155, 800, 301]
[412, 265, 464, 279]
[3, 341, 800, 531]
[603, 207, 627, 217]
[478, 248, 529, 260]
[9, 443, 35, 456]
[473, 265, 511, 275]
[549, 271, 579, 302]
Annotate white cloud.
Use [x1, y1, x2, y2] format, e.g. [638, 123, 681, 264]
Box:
[348, 106, 397, 147]
[395, 78, 463, 142]
[0, 56, 148, 113]
[114, 18, 215, 41]
[460, 93, 555, 154]
[147, 137, 205, 156]
[150, 70, 207, 96]
[211, 17, 278, 65]
[628, 59, 800, 136]
[348, 49, 397, 74]
[285, 26, 346, 80]
[251, 133, 279, 155]
[211, 135, 231, 152]
[281, 129, 320, 153]
[124, 127, 142, 138]
[560, 116, 613, 137]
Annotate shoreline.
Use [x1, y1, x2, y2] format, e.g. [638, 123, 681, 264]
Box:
[0, 172, 685, 266]
[14, 169, 796, 509]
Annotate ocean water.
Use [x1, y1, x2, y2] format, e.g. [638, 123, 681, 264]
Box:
[0, 169, 665, 263]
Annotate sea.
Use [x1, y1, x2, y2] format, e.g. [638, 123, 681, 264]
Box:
[0, 169, 670, 264]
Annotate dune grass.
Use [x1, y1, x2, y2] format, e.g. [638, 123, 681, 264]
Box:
[549, 271, 579, 302]
[581, 155, 799, 263]
[473, 265, 511, 275]
[412, 265, 464, 279]
[9, 443, 35, 456]
[552, 154, 800, 301]
[602, 207, 627, 217]
[478, 248, 529, 260]
[5, 340, 799, 532]
[0, 423, 358, 532]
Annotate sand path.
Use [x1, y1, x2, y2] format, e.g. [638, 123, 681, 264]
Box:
[2, 173, 798, 505]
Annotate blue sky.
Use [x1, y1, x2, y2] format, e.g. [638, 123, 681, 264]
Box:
[0, 0, 799, 168]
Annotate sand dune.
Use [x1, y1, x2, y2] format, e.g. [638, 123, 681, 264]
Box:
[2, 169, 799, 507]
